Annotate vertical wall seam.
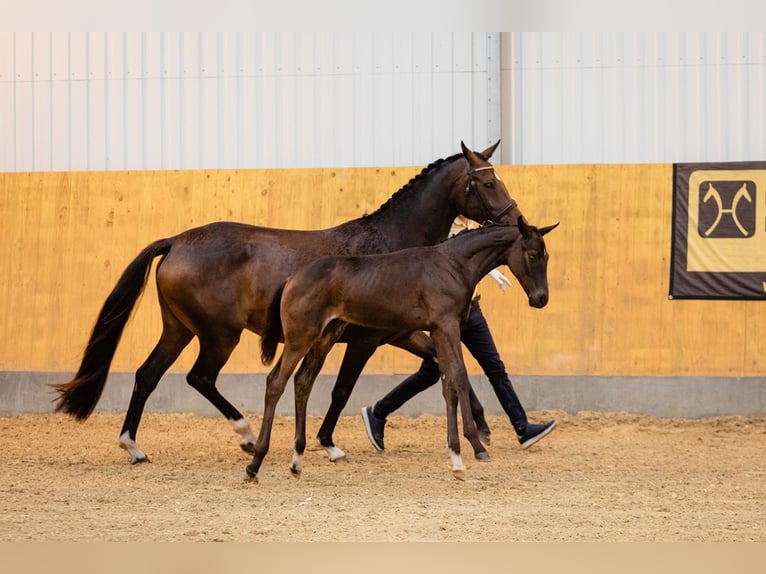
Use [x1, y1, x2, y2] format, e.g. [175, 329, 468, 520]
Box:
[486, 32, 501, 148]
[85, 32, 90, 171]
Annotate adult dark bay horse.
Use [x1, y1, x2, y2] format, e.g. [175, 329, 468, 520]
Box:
[253, 218, 558, 481]
[53, 141, 522, 464]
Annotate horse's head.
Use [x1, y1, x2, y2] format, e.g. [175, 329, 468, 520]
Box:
[457, 140, 522, 226]
[505, 216, 559, 309]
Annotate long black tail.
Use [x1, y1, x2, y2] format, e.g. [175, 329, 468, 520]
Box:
[260, 283, 285, 365]
[51, 238, 174, 420]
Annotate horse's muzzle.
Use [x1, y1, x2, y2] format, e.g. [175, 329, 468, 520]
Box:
[529, 293, 548, 308]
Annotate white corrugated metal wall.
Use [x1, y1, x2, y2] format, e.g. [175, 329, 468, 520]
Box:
[501, 32, 766, 164]
[2, 32, 765, 171]
[0, 32, 499, 171]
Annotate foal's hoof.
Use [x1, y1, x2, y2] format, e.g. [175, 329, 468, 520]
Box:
[452, 469, 466, 481]
[131, 456, 151, 465]
[290, 465, 302, 479]
[240, 442, 255, 455]
[478, 431, 491, 446]
[475, 451, 490, 462]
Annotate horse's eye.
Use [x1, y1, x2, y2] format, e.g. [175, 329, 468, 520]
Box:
[483, 181, 494, 188]
[528, 254, 537, 261]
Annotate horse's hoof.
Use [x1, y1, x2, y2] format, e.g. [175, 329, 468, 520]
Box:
[324, 445, 346, 462]
[131, 456, 150, 465]
[475, 451, 490, 462]
[243, 473, 259, 484]
[290, 466, 302, 479]
[452, 469, 466, 481]
[478, 431, 491, 446]
[240, 442, 255, 455]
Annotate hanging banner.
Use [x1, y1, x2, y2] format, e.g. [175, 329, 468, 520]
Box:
[670, 162, 766, 299]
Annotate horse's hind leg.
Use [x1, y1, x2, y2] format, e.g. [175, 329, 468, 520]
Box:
[186, 331, 257, 454]
[120, 319, 193, 463]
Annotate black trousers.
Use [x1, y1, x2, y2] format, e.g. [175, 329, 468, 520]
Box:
[372, 302, 529, 434]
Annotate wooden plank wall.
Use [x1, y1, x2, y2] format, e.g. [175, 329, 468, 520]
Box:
[1, 165, 764, 378]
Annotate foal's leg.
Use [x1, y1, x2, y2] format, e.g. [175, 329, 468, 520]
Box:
[431, 326, 488, 478]
[186, 330, 257, 454]
[246, 349, 303, 481]
[291, 325, 345, 475]
[439, 367, 464, 480]
[119, 314, 193, 463]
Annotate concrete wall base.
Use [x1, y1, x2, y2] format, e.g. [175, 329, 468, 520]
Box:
[1, 371, 764, 419]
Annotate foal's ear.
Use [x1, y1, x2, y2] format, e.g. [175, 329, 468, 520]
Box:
[539, 222, 560, 236]
[518, 215, 530, 238]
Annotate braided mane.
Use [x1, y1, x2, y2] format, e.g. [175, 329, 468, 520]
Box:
[362, 153, 465, 219]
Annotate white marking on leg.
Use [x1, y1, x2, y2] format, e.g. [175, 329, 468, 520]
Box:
[449, 449, 466, 480]
[119, 430, 148, 463]
[449, 449, 465, 473]
[232, 417, 256, 447]
[323, 445, 346, 462]
[291, 451, 304, 476]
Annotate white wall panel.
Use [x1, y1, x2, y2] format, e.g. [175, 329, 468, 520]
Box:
[3, 32, 500, 171]
[0, 34, 14, 170]
[501, 32, 766, 165]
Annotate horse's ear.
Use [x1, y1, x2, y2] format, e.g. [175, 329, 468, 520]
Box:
[479, 139, 501, 159]
[460, 140, 473, 159]
[461, 141, 484, 168]
[518, 215, 530, 238]
[539, 222, 560, 237]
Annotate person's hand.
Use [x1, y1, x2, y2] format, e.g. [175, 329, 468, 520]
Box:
[489, 269, 512, 291]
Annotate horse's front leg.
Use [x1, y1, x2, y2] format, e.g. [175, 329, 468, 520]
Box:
[431, 326, 487, 479]
[389, 329, 492, 445]
[316, 329, 380, 461]
[441, 371, 465, 480]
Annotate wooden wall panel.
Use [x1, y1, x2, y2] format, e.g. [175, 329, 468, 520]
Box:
[1, 164, 763, 380]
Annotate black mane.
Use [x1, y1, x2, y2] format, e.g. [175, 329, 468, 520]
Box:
[362, 153, 465, 219]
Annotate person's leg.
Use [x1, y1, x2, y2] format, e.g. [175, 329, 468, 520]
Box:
[361, 357, 440, 451]
[460, 303, 528, 433]
[373, 357, 440, 419]
[460, 302, 556, 448]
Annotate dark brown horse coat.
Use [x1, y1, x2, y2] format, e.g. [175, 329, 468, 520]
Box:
[53, 141, 523, 464]
[251, 219, 557, 480]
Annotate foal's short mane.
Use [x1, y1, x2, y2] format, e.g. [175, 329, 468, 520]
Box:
[442, 221, 515, 243]
[362, 150, 488, 219]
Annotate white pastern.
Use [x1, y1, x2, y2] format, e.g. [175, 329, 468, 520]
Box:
[119, 430, 148, 463]
[323, 445, 346, 462]
[291, 451, 304, 475]
[232, 417, 256, 446]
[449, 449, 465, 472]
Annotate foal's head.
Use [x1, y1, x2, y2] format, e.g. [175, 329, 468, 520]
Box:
[504, 217, 559, 308]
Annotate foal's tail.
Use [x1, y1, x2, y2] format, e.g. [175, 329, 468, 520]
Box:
[51, 238, 174, 420]
[260, 283, 285, 365]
